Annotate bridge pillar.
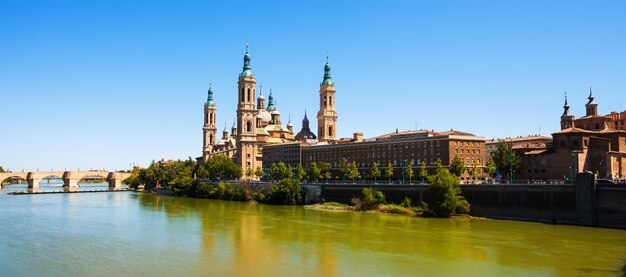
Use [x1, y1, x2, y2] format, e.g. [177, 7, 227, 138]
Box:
[27, 172, 40, 189]
[108, 172, 123, 190]
[62, 171, 80, 188]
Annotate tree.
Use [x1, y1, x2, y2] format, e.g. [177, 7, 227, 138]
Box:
[468, 163, 480, 184]
[345, 161, 361, 183]
[270, 162, 291, 180]
[204, 154, 242, 180]
[449, 155, 466, 177]
[485, 155, 497, 178]
[384, 162, 394, 183]
[434, 158, 444, 173]
[307, 162, 321, 182]
[246, 167, 254, 178]
[286, 164, 294, 179]
[254, 166, 265, 179]
[0, 166, 5, 173]
[338, 158, 349, 181]
[419, 163, 428, 183]
[196, 165, 209, 180]
[324, 171, 332, 182]
[426, 164, 470, 217]
[367, 162, 381, 182]
[491, 141, 521, 180]
[406, 165, 414, 184]
[295, 163, 306, 181]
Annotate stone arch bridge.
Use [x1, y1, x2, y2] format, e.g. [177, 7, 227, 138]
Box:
[0, 171, 131, 189]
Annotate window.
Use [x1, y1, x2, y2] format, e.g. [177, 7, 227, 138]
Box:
[560, 141, 566, 147]
[595, 123, 600, 130]
[573, 140, 579, 147]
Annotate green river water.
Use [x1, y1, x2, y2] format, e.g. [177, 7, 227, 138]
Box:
[1, 183, 625, 276]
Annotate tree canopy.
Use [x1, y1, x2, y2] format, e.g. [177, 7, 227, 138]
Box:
[491, 141, 521, 180]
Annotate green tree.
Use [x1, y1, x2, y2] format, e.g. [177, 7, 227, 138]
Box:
[262, 179, 303, 205]
[367, 162, 381, 182]
[254, 166, 265, 179]
[485, 155, 497, 178]
[419, 163, 428, 183]
[468, 163, 480, 184]
[324, 171, 332, 182]
[270, 162, 291, 180]
[345, 161, 361, 183]
[246, 167, 254, 178]
[434, 158, 444, 172]
[384, 162, 394, 183]
[406, 165, 414, 184]
[286, 164, 294, 179]
[338, 158, 349, 181]
[0, 166, 5, 173]
[491, 141, 521, 180]
[426, 165, 470, 217]
[449, 155, 466, 177]
[307, 162, 321, 182]
[196, 165, 209, 180]
[204, 154, 242, 180]
[295, 163, 306, 181]
[169, 176, 195, 196]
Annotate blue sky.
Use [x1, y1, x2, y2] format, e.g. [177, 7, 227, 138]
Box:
[1, 0, 625, 171]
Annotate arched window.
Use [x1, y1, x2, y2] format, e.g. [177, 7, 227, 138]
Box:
[209, 134, 214, 144]
[241, 88, 245, 102]
[328, 126, 333, 137]
[246, 121, 252, 133]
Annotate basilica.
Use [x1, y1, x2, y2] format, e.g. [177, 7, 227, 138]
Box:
[199, 45, 338, 177]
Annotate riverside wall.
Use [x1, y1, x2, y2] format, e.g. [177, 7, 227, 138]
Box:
[313, 173, 626, 229]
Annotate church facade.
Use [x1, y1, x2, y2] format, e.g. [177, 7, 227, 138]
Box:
[200, 46, 338, 178]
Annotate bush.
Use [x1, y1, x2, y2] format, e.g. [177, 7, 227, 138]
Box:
[261, 179, 303, 205]
[169, 176, 195, 196]
[352, 187, 386, 211]
[426, 167, 470, 217]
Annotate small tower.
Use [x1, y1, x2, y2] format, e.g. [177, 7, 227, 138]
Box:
[296, 110, 317, 141]
[286, 115, 293, 133]
[203, 83, 218, 161]
[317, 54, 338, 142]
[561, 92, 575, 129]
[585, 87, 598, 116]
[235, 43, 259, 176]
[257, 85, 266, 110]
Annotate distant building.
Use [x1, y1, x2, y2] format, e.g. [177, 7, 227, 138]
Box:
[516, 90, 626, 180]
[301, 129, 486, 182]
[486, 135, 552, 158]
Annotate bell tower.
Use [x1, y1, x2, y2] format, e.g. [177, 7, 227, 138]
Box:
[317, 54, 338, 142]
[236, 44, 259, 176]
[560, 92, 574, 129]
[203, 83, 217, 161]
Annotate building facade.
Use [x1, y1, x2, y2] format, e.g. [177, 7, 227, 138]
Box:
[200, 46, 338, 179]
[516, 90, 626, 181]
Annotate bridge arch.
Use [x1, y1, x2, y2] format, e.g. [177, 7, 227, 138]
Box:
[1, 175, 27, 188]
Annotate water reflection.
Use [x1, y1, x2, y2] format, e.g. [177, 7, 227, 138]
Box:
[135, 194, 626, 276]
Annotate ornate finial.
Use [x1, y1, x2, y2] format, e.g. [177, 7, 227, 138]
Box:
[209, 82, 212, 89]
[326, 52, 329, 64]
[305, 109, 307, 116]
[564, 91, 568, 105]
[288, 114, 291, 123]
[260, 84, 263, 95]
[246, 42, 249, 53]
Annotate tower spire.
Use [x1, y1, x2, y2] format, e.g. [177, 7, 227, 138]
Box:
[562, 91, 571, 116]
[241, 43, 252, 77]
[322, 53, 333, 85]
[206, 82, 215, 105]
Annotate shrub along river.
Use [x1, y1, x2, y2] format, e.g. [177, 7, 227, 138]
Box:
[1, 183, 625, 276]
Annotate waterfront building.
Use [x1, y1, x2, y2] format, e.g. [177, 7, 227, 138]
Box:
[516, 90, 626, 180]
[199, 46, 335, 178]
[300, 129, 486, 182]
[485, 135, 552, 158]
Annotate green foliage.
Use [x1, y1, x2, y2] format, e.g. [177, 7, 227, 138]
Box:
[449, 155, 466, 177]
[485, 155, 497, 178]
[468, 163, 480, 183]
[384, 162, 394, 182]
[338, 158, 349, 180]
[352, 187, 386, 211]
[270, 162, 291, 180]
[203, 154, 242, 180]
[434, 158, 444, 173]
[295, 163, 306, 181]
[254, 166, 265, 179]
[245, 167, 254, 178]
[400, 196, 412, 208]
[406, 165, 414, 183]
[345, 161, 361, 182]
[426, 166, 470, 218]
[419, 163, 428, 182]
[491, 140, 521, 180]
[169, 176, 195, 196]
[367, 162, 381, 181]
[0, 166, 5, 173]
[261, 179, 303, 205]
[307, 162, 321, 182]
[196, 165, 209, 179]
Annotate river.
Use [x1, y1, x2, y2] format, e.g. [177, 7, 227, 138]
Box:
[1, 183, 625, 276]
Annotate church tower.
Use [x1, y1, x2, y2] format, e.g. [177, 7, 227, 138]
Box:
[560, 92, 574, 129]
[585, 87, 598, 116]
[202, 83, 217, 161]
[235, 44, 259, 176]
[317, 54, 338, 142]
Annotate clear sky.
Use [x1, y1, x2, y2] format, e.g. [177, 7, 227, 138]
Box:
[1, 0, 625, 171]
